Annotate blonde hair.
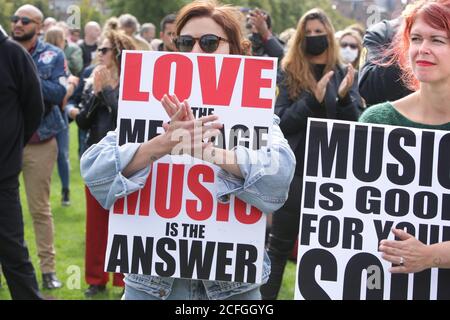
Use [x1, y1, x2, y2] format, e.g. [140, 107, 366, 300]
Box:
[103, 17, 120, 33]
[44, 26, 65, 49]
[339, 28, 362, 69]
[282, 8, 340, 99]
[279, 27, 296, 48]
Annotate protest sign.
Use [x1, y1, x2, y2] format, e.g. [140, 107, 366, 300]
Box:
[105, 51, 277, 283]
[295, 118, 450, 299]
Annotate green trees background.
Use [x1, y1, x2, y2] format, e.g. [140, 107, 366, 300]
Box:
[1, 0, 356, 35]
[0, 0, 103, 33]
[107, 0, 356, 33]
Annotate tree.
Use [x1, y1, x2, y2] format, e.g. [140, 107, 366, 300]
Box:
[0, 0, 15, 32]
[76, 0, 105, 32]
[107, 0, 187, 32]
[105, 0, 356, 35]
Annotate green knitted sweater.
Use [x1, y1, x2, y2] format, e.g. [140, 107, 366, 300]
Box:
[359, 102, 450, 131]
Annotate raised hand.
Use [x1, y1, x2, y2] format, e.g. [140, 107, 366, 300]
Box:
[93, 66, 118, 94]
[338, 64, 355, 99]
[248, 8, 270, 39]
[314, 70, 334, 103]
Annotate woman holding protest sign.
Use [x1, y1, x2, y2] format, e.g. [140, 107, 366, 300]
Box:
[359, 0, 450, 273]
[71, 28, 137, 297]
[80, 0, 295, 300]
[260, 8, 362, 300]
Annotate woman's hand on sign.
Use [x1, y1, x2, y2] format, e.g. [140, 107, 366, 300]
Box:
[161, 94, 194, 125]
[123, 98, 223, 177]
[379, 228, 432, 274]
[314, 70, 334, 103]
[338, 64, 355, 99]
[160, 101, 223, 158]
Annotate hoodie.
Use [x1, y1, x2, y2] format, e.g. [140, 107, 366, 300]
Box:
[0, 26, 44, 188]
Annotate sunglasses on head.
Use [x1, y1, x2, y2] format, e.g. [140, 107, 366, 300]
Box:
[340, 42, 358, 50]
[174, 34, 228, 53]
[97, 47, 112, 55]
[10, 15, 38, 25]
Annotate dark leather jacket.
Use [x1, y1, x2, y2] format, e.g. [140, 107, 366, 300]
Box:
[75, 83, 119, 148]
[358, 18, 413, 106]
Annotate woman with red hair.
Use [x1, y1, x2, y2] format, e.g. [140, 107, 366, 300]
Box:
[360, 0, 450, 273]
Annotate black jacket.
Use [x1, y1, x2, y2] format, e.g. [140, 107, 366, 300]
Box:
[75, 83, 119, 148]
[275, 65, 361, 175]
[0, 27, 44, 188]
[358, 18, 413, 106]
[249, 33, 284, 60]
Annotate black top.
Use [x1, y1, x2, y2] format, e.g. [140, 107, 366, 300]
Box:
[75, 83, 119, 148]
[311, 64, 327, 119]
[312, 63, 326, 81]
[79, 41, 97, 70]
[0, 28, 44, 188]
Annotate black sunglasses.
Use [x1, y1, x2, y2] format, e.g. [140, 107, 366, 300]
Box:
[174, 34, 229, 53]
[10, 15, 39, 25]
[340, 42, 358, 50]
[97, 47, 113, 55]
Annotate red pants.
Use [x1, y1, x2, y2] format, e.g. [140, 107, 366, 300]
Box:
[85, 187, 124, 287]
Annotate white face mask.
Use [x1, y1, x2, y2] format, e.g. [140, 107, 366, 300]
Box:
[340, 46, 358, 63]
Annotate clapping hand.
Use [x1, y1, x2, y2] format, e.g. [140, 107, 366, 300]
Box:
[314, 70, 334, 103]
[93, 66, 118, 94]
[338, 64, 355, 99]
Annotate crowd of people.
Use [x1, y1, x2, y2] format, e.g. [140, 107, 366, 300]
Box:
[0, 0, 449, 300]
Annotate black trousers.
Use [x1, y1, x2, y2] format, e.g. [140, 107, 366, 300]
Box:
[260, 174, 302, 300]
[0, 188, 42, 300]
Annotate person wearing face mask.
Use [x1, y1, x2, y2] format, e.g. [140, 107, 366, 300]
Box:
[339, 29, 362, 69]
[259, 8, 362, 300]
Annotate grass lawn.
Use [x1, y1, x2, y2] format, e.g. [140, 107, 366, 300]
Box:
[0, 123, 297, 300]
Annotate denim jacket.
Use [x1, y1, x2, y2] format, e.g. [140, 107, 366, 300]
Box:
[31, 39, 67, 108]
[30, 40, 67, 141]
[80, 115, 295, 300]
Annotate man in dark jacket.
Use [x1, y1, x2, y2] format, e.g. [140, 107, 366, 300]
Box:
[358, 18, 413, 106]
[11, 4, 66, 290]
[0, 24, 43, 300]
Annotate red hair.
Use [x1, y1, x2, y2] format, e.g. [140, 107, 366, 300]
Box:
[175, 0, 251, 56]
[390, 0, 450, 90]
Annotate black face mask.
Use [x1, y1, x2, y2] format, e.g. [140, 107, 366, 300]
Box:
[304, 35, 328, 56]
